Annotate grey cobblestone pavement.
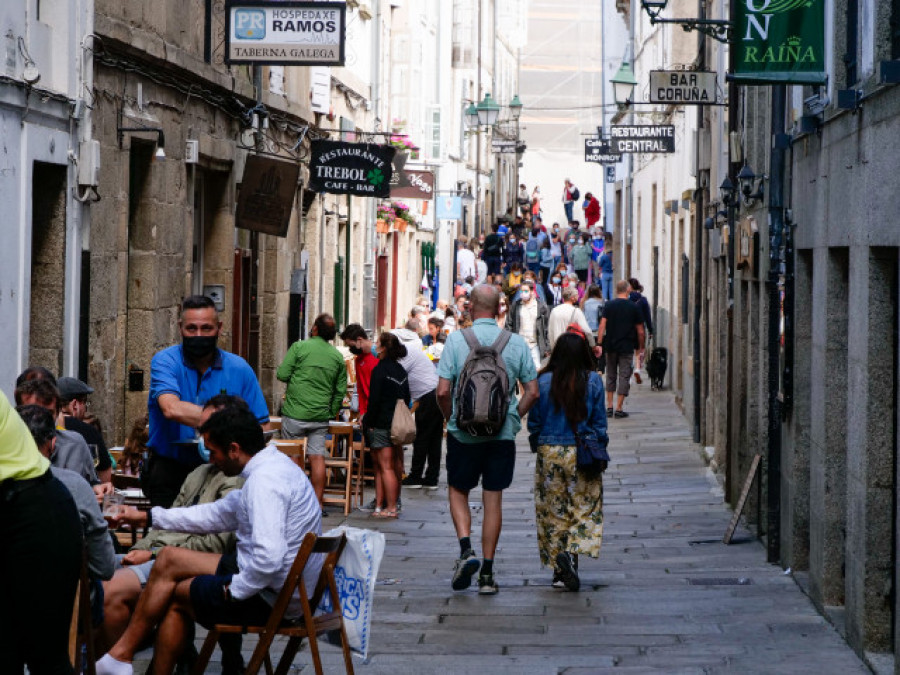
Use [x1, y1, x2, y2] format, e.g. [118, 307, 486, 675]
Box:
[136, 386, 868, 674]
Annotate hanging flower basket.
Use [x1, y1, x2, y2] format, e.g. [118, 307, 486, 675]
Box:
[395, 219, 408, 232]
[376, 219, 391, 234]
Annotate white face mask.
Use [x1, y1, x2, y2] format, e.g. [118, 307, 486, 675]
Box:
[520, 290, 532, 301]
[510, 238, 517, 244]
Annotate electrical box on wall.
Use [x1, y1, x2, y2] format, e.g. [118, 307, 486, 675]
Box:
[203, 285, 226, 312]
[77, 140, 101, 187]
[185, 139, 199, 164]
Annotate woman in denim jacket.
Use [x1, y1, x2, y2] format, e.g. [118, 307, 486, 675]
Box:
[527, 329, 609, 591]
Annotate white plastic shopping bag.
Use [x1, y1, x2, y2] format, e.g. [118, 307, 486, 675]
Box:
[317, 526, 385, 659]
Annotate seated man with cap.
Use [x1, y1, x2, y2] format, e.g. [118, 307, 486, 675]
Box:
[58, 375, 113, 482]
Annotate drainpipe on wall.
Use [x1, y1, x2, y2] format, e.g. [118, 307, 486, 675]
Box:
[363, 0, 381, 333]
[765, 84, 788, 564]
[692, 0, 706, 445]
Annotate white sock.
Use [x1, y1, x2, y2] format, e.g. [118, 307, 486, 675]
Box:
[95, 653, 134, 675]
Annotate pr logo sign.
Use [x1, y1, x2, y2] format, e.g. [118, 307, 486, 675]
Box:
[234, 10, 266, 39]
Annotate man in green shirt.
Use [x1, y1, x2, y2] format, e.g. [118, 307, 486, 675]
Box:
[276, 313, 347, 508]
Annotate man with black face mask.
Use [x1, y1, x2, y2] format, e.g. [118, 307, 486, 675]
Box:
[146, 295, 270, 509]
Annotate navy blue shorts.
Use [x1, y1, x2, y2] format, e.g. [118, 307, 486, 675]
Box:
[445, 433, 516, 492]
[190, 553, 273, 629]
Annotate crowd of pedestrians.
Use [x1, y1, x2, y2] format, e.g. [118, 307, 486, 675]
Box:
[2, 201, 659, 672]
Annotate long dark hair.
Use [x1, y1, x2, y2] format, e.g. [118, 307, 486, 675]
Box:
[538, 333, 594, 427]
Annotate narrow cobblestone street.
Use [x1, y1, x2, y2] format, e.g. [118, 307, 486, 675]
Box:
[139, 386, 869, 674]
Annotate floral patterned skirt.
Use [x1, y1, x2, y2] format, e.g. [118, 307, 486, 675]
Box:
[534, 444, 604, 567]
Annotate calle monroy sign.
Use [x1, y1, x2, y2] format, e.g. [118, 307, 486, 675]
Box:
[308, 140, 395, 198]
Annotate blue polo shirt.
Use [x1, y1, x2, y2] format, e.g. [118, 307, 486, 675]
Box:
[148, 345, 270, 464]
[437, 318, 537, 444]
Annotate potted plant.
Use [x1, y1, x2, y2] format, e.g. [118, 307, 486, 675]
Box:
[376, 204, 395, 233]
[391, 201, 414, 232]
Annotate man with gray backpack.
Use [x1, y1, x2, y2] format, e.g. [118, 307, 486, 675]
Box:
[436, 285, 539, 595]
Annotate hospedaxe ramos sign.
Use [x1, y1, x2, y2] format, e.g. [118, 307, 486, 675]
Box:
[226, 1, 346, 66]
[732, 0, 826, 84]
[308, 140, 396, 198]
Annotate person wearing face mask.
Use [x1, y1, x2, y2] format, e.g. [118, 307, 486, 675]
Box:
[503, 233, 525, 274]
[563, 220, 582, 266]
[547, 271, 564, 307]
[339, 324, 378, 422]
[147, 296, 270, 510]
[97, 394, 245, 665]
[506, 280, 551, 370]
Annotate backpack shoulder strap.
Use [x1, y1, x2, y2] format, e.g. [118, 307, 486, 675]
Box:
[491, 329, 512, 355]
[461, 328, 481, 352]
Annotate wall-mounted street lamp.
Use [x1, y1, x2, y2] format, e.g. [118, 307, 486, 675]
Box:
[640, 0, 732, 43]
[118, 124, 166, 159]
[736, 163, 766, 207]
[719, 176, 736, 208]
[508, 94, 523, 121]
[465, 102, 479, 128]
[611, 60, 638, 107]
[475, 93, 501, 126]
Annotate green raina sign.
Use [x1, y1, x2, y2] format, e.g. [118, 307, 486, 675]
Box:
[732, 0, 826, 84]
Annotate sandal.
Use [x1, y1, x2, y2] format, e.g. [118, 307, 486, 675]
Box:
[373, 509, 398, 519]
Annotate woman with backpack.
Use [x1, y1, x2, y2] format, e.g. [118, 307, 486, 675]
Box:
[571, 232, 593, 283]
[361, 332, 411, 519]
[524, 227, 545, 278]
[527, 330, 609, 591]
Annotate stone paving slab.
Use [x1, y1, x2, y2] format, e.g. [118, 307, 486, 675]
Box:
[133, 386, 868, 674]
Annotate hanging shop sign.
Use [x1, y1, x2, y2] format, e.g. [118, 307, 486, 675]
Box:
[390, 169, 435, 200]
[436, 195, 463, 220]
[225, 1, 346, 66]
[732, 0, 826, 84]
[236, 155, 300, 237]
[609, 125, 676, 154]
[584, 138, 622, 164]
[649, 71, 717, 104]
[491, 139, 518, 153]
[308, 140, 395, 198]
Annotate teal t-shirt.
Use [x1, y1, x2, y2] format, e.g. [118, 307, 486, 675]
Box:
[437, 319, 537, 443]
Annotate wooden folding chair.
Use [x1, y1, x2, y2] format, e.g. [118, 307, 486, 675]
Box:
[273, 439, 307, 471]
[69, 547, 96, 674]
[192, 533, 353, 675]
[323, 423, 358, 515]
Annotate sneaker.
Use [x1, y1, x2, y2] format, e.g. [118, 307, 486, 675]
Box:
[614, 410, 629, 419]
[359, 498, 378, 512]
[423, 479, 439, 490]
[477, 573, 499, 595]
[402, 476, 424, 488]
[555, 552, 580, 592]
[451, 550, 481, 591]
[551, 569, 565, 588]
[606, 407, 613, 418]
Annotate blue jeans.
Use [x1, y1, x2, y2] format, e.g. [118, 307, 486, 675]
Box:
[564, 201, 574, 222]
[600, 273, 614, 301]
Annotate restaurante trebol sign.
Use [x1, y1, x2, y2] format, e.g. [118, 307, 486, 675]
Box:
[732, 0, 826, 85]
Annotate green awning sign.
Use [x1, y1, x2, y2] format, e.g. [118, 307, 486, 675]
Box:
[732, 0, 827, 84]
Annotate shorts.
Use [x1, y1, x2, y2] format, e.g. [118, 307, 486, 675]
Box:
[117, 554, 155, 587]
[190, 553, 273, 630]
[281, 418, 331, 456]
[366, 428, 393, 450]
[445, 433, 516, 492]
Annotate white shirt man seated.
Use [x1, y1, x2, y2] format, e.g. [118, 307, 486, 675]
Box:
[96, 396, 321, 675]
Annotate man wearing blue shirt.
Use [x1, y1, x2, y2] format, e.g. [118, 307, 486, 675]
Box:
[146, 296, 269, 508]
[436, 285, 539, 595]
